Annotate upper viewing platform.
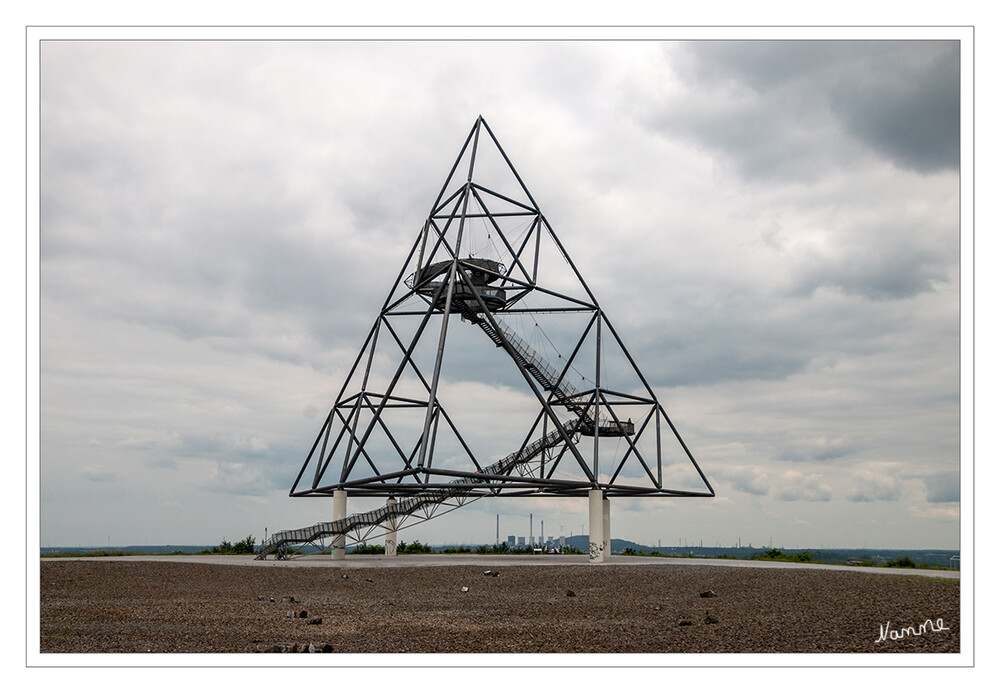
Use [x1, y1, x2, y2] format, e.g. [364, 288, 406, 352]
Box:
[405, 257, 508, 313]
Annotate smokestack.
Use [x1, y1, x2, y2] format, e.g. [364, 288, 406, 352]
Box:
[530, 513, 533, 546]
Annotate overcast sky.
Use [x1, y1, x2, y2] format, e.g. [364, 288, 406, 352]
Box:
[37, 36, 964, 550]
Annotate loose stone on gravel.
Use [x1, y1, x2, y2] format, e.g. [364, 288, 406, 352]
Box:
[267, 643, 298, 653]
[40, 560, 960, 654]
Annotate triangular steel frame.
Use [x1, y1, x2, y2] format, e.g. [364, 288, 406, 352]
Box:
[289, 117, 714, 500]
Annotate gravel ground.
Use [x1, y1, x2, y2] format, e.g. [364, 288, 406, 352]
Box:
[39, 558, 959, 654]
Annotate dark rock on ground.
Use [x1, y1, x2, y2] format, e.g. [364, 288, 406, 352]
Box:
[39, 560, 960, 654]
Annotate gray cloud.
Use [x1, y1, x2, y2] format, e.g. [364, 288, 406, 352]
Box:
[641, 41, 959, 181]
[777, 438, 858, 463]
[829, 42, 959, 173]
[790, 242, 950, 301]
[924, 471, 960, 503]
[770, 472, 834, 502]
[847, 469, 903, 502]
[81, 466, 116, 483]
[718, 467, 833, 502]
[721, 467, 770, 496]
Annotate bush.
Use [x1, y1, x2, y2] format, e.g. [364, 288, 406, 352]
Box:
[885, 556, 916, 568]
[232, 535, 257, 554]
[201, 535, 257, 555]
[350, 544, 384, 554]
[441, 545, 472, 554]
[474, 543, 505, 554]
[398, 540, 434, 554]
[753, 549, 813, 563]
[473, 542, 514, 554]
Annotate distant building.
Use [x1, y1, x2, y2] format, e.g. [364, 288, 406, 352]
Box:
[517, 536, 525, 546]
[507, 535, 516, 546]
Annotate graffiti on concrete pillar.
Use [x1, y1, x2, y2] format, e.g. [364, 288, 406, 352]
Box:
[589, 542, 602, 560]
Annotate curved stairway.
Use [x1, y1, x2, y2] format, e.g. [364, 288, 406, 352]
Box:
[256, 419, 582, 559]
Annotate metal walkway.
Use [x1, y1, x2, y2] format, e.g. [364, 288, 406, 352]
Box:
[256, 419, 583, 559]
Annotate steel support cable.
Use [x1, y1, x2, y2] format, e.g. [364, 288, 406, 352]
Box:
[532, 316, 592, 390]
[491, 218, 531, 268]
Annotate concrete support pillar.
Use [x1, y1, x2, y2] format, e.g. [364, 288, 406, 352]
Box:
[588, 488, 604, 563]
[384, 497, 398, 557]
[332, 489, 347, 560]
[602, 497, 611, 559]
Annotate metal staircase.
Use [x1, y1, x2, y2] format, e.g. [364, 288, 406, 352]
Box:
[463, 308, 632, 437]
[256, 417, 583, 559]
[469, 314, 584, 411]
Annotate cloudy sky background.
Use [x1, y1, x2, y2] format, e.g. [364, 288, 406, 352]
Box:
[36, 35, 965, 550]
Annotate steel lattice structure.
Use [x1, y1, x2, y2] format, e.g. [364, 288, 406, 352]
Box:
[287, 116, 714, 505]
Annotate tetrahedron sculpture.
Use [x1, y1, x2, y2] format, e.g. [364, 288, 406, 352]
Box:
[260, 117, 713, 558]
